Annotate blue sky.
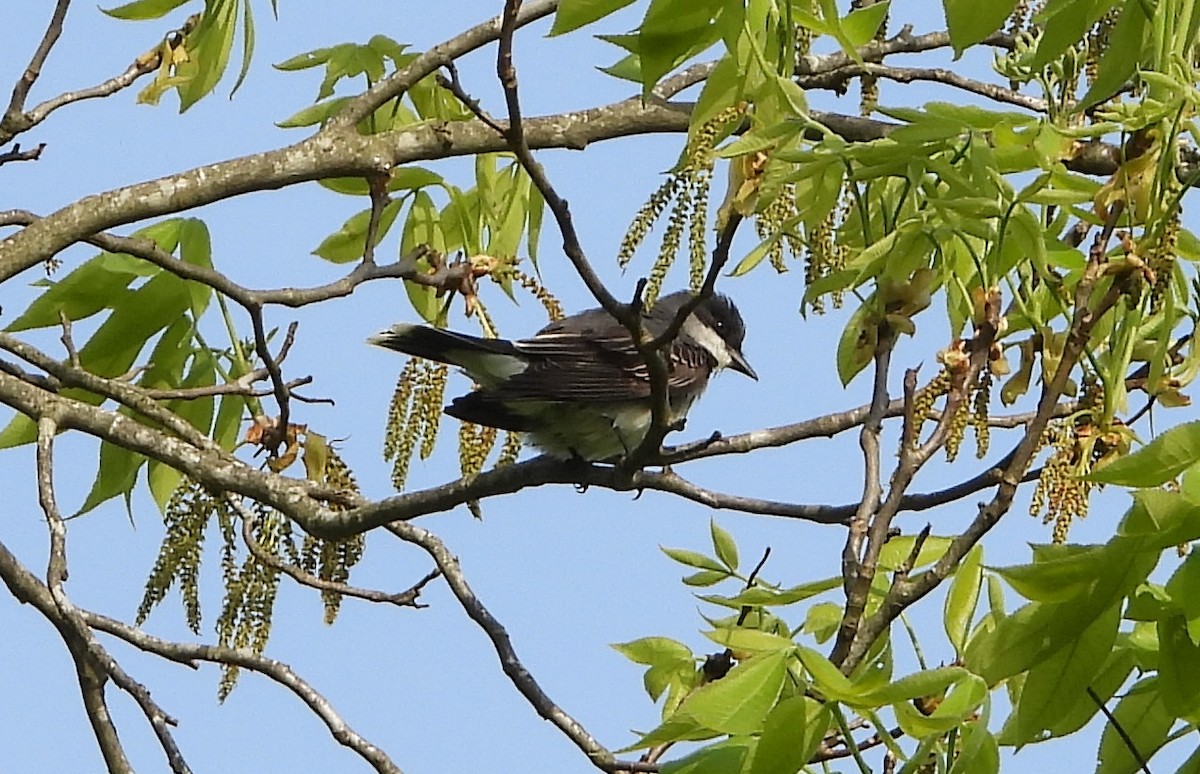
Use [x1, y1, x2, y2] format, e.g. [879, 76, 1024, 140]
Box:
[1, 1, 1194, 772]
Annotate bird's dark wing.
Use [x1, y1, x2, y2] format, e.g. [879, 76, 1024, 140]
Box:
[480, 330, 713, 402]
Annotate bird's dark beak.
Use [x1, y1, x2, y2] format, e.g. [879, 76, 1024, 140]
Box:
[729, 348, 757, 380]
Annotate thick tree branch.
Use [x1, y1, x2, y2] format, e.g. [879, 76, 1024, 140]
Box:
[832, 327, 895, 666]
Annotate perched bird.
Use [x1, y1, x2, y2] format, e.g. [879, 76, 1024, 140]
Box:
[368, 291, 756, 461]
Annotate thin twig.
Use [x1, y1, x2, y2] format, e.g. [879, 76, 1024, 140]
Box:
[494, 0, 622, 318]
[800, 63, 1047, 113]
[231, 496, 439, 607]
[437, 62, 506, 135]
[4, 0, 72, 121]
[2, 7, 174, 146]
[245, 304, 292, 454]
[0, 141, 46, 166]
[388, 521, 619, 770]
[1088, 686, 1153, 774]
[362, 173, 391, 266]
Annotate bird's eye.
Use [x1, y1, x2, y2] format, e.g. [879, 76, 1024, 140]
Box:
[715, 320, 725, 330]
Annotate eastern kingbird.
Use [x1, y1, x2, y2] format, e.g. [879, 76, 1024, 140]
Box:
[368, 291, 756, 461]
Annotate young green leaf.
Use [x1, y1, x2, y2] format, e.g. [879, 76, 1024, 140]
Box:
[1090, 421, 1200, 487]
[661, 546, 726, 572]
[550, 0, 638, 36]
[709, 520, 739, 572]
[612, 637, 694, 665]
[676, 650, 788, 735]
[102, 0, 191, 21]
[1096, 678, 1172, 774]
[747, 695, 812, 774]
[944, 545, 983, 656]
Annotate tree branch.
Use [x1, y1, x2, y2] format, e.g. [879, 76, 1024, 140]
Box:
[387, 521, 626, 771]
[1, 7, 178, 146]
[231, 496, 440, 607]
[0, 141, 46, 166]
[3, 0, 72, 126]
[36, 417, 192, 773]
[800, 63, 1048, 113]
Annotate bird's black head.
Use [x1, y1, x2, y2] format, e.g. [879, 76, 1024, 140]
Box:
[695, 294, 746, 350]
[694, 294, 756, 380]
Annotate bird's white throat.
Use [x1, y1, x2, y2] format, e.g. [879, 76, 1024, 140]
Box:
[681, 316, 734, 370]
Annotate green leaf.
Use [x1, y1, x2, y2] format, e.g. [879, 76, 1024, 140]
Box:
[879, 536, 953, 571]
[1078, 0, 1149, 109]
[702, 628, 794, 654]
[1096, 678, 1172, 774]
[942, 0, 1019, 54]
[620, 716, 718, 752]
[950, 702, 999, 774]
[966, 538, 1156, 684]
[644, 660, 692, 702]
[1005, 602, 1120, 745]
[993, 543, 1110, 603]
[661, 546, 726, 572]
[683, 570, 731, 587]
[102, 0, 191, 20]
[1119, 489, 1200, 550]
[178, 218, 213, 319]
[801, 601, 841, 644]
[1030, 0, 1115, 71]
[550, 0, 638, 35]
[1158, 615, 1200, 716]
[1165, 552, 1200, 634]
[944, 545, 983, 656]
[660, 738, 753, 774]
[312, 200, 403, 264]
[276, 97, 351, 128]
[230, 0, 254, 96]
[147, 460, 183, 514]
[689, 52, 741, 142]
[1045, 646, 1135, 737]
[677, 650, 787, 735]
[613, 637, 694, 665]
[731, 233, 782, 277]
[212, 392, 244, 451]
[1090, 421, 1200, 486]
[274, 45, 334, 71]
[526, 183, 545, 273]
[636, 0, 723, 96]
[699, 576, 840, 609]
[77, 442, 145, 517]
[6, 259, 142, 332]
[894, 672, 988, 738]
[796, 647, 861, 703]
[748, 696, 819, 774]
[841, 1, 890, 48]
[177, 0, 239, 110]
[836, 301, 876, 386]
[78, 272, 192, 378]
[861, 666, 971, 706]
[709, 520, 739, 572]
